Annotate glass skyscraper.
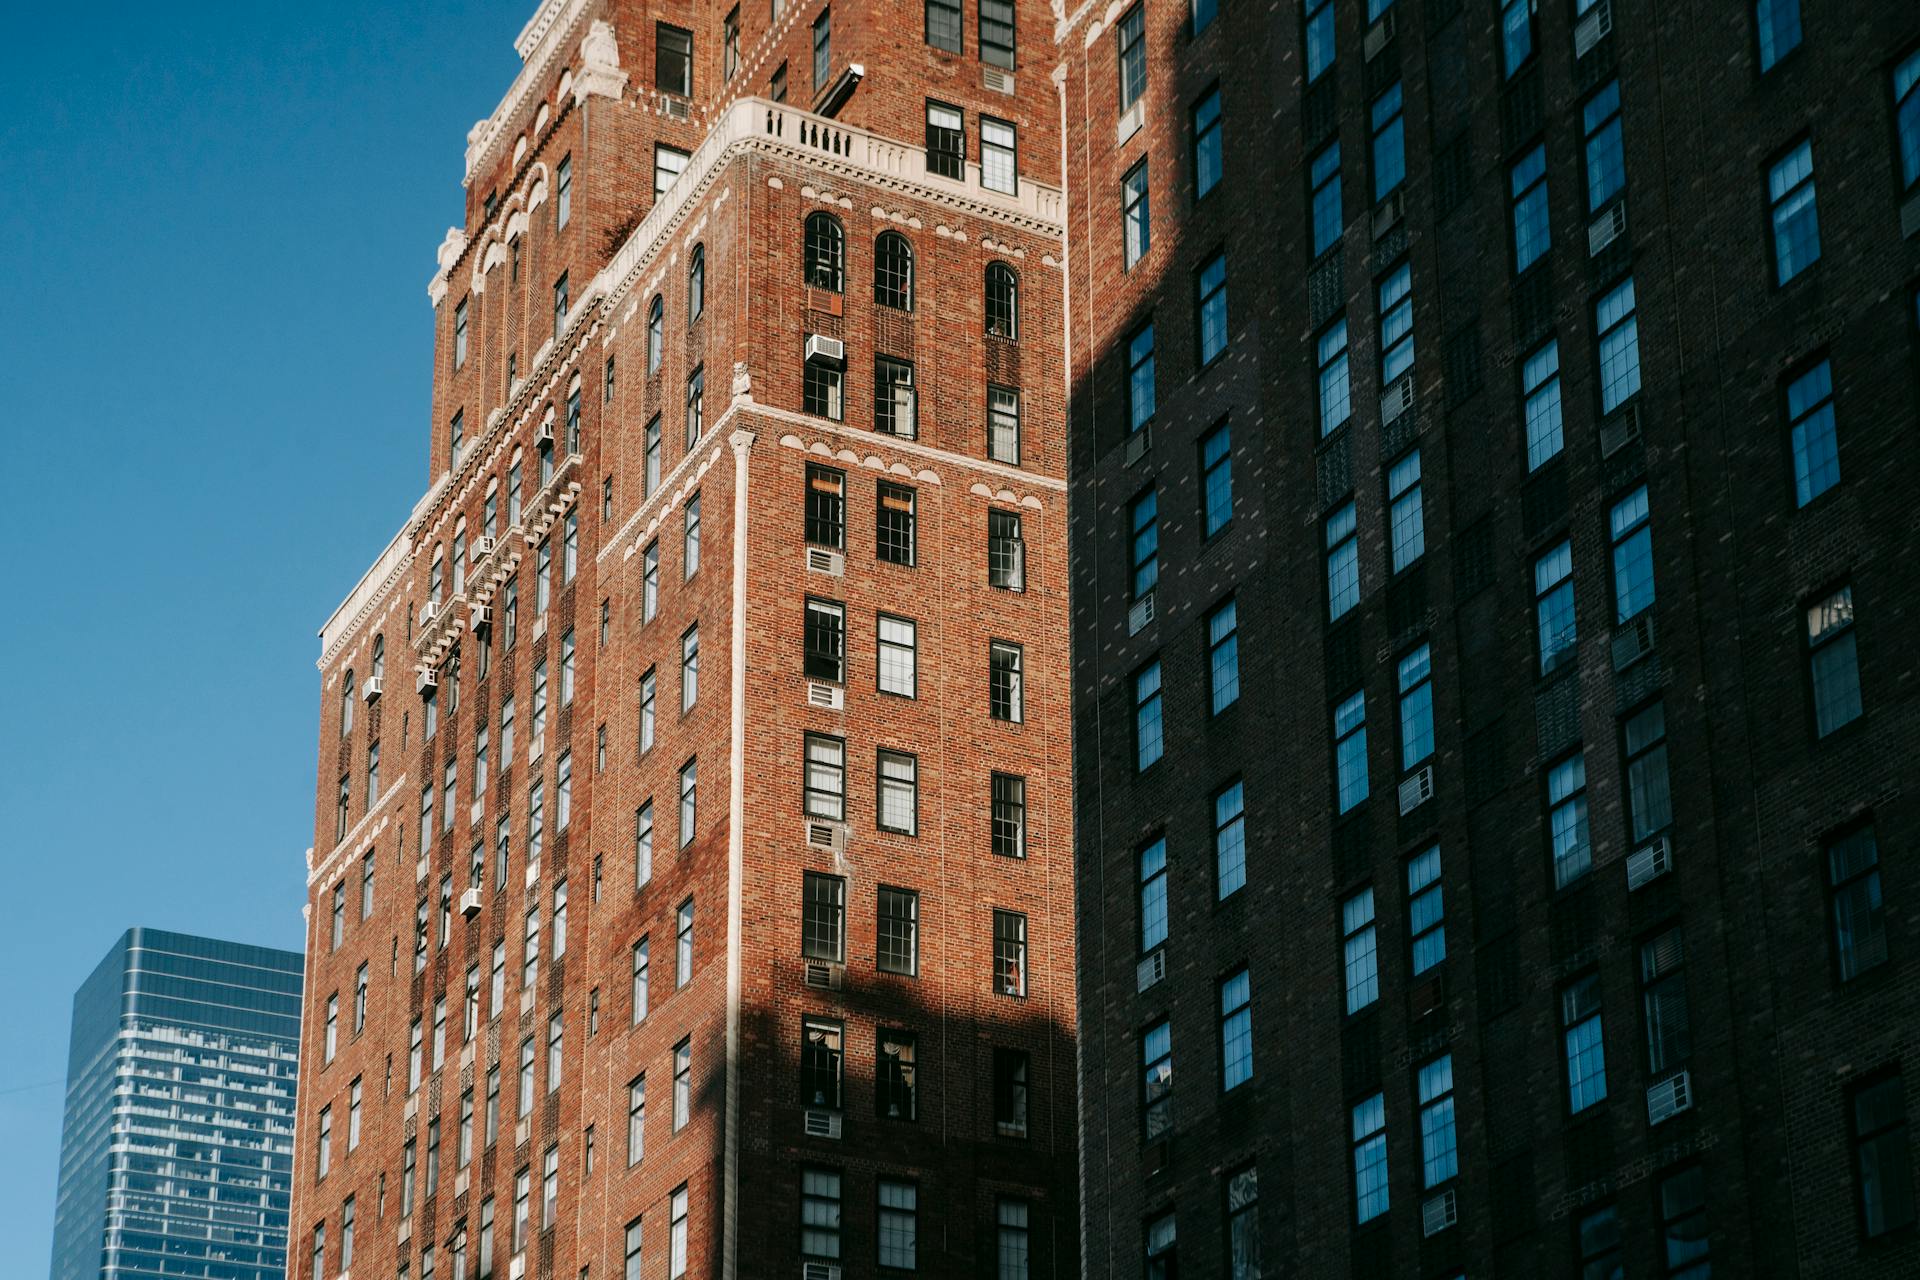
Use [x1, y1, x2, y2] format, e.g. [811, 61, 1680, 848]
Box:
[50, 928, 303, 1280]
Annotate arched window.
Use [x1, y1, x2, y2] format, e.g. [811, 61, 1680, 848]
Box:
[986, 262, 1018, 339]
[874, 232, 914, 310]
[341, 670, 355, 736]
[647, 295, 665, 374]
[689, 246, 706, 322]
[372, 635, 385, 682]
[804, 212, 845, 292]
[429, 545, 445, 607]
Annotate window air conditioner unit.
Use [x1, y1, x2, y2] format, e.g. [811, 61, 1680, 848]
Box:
[806, 682, 845, 710]
[1422, 1188, 1458, 1237]
[803, 961, 844, 990]
[803, 1108, 843, 1139]
[508, 1253, 526, 1280]
[472, 535, 496, 560]
[535, 418, 555, 444]
[1128, 591, 1156, 637]
[1115, 100, 1144, 146]
[1610, 613, 1656, 671]
[1598, 401, 1640, 458]
[1646, 1070, 1692, 1124]
[805, 821, 844, 852]
[1363, 10, 1395, 61]
[804, 335, 845, 366]
[1397, 763, 1434, 816]
[1573, 0, 1611, 58]
[459, 887, 483, 918]
[415, 666, 438, 693]
[982, 66, 1014, 95]
[1380, 373, 1414, 426]
[1371, 188, 1405, 240]
[805, 547, 845, 577]
[1588, 199, 1627, 256]
[420, 600, 440, 626]
[1136, 948, 1166, 993]
[1124, 424, 1152, 466]
[469, 602, 491, 631]
[361, 675, 384, 703]
[1625, 834, 1672, 890]
[801, 1263, 842, 1280]
[661, 95, 691, 120]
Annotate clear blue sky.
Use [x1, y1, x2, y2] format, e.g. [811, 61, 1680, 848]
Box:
[0, 1, 527, 1266]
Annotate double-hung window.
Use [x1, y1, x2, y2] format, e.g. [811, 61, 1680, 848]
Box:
[1417, 1055, 1457, 1188]
[803, 734, 846, 820]
[1640, 926, 1690, 1078]
[1787, 359, 1839, 506]
[1583, 82, 1625, 214]
[926, 0, 961, 51]
[1807, 586, 1862, 736]
[1200, 422, 1232, 536]
[991, 773, 1026, 859]
[1139, 837, 1168, 951]
[1609, 486, 1654, 622]
[1192, 88, 1222, 199]
[1310, 142, 1341, 257]
[1128, 323, 1156, 433]
[878, 887, 919, 975]
[1370, 84, 1405, 201]
[988, 386, 1021, 463]
[1896, 50, 1920, 196]
[805, 599, 845, 683]
[877, 482, 915, 565]
[1768, 140, 1820, 284]
[1196, 252, 1228, 365]
[988, 510, 1025, 589]
[877, 615, 917, 696]
[1304, 0, 1334, 82]
[878, 751, 918, 835]
[1134, 661, 1164, 770]
[1130, 489, 1159, 598]
[1207, 599, 1240, 712]
[874, 357, 917, 438]
[1548, 751, 1592, 887]
[806, 465, 845, 548]
[802, 872, 846, 961]
[981, 118, 1017, 194]
[1756, 0, 1801, 71]
[993, 909, 1027, 996]
[1522, 339, 1563, 470]
[1219, 969, 1253, 1090]
[989, 642, 1024, 722]
[1560, 974, 1607, 1113]
[1407, 846, 1445, 973]
[1351, 1094, 1389, 1223]
[1117, 6, 1145, 114]
[1534, 540, 1576, 675]
[926, 102, 964, 179]
[1386, 450, 1423, 571]
[1827, 825, 1888, 980]
[1852, 1074, 1917, 1237]
[1142, 1020, 1172, 1137]
[1334, 690, 1369, 812]
[1325, 501, 1359, 620]
[1396, 643, 1433, 770]
[1500, 0, 1533, 75]
[1213, 780, 1246, 898]
[1123, 162, 1151, 269]
[1378, 261, 1413, 385]
[1510, 144, 1550, 273]
[655, 23, 692, 96]
[812, 9, 831, 90]
[1317, 318, 1351, 435]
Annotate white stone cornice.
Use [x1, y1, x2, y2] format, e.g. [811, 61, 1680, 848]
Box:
[465, 0, 592, 187]
[318, 525, 413, 668]
[307, 784, 401, 889]
[572, 20, 627, 106]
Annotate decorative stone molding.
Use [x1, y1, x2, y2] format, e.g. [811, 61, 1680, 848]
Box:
[427, 227, 469, 305]
[778, 433, 943, 489]
[731, 362, 752, 400]
[969, 481, 1048, 510]
[465, 0, 590, 185]
[319, 526, 413, 668]
[573, 20, 628, 104]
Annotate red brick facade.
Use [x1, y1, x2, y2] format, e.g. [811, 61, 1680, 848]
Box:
[293, 2, 1076, 1277]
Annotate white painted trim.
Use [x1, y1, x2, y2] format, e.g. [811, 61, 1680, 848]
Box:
[722, 429, 755, 1278]
[307, 783, 403, 889]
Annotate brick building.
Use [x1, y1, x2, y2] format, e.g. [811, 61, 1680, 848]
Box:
[1059, 0, 1920, 1276]
[292, 1, 1077, 1277]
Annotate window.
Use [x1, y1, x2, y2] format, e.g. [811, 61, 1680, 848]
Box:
[553, 272, 568, 340]
[1378, 260, 1414, 384]
[317, 1104, 331, 1178]
[879, 751, 918, 835]
[1658, 1166, 1712, 1274]
[1219, 968, 1253, 1090]
[426, 1117, 441, 1196]
[990, 116, 1021, 193]
[979, 0, 1015, 66]
[1511, 143, 1550, 273]
[1577, 1204, 1623, 1277]
[1897, 49, 1920, 194]
[546, 1013, 564, 1093]
[1310, 141, 1341, 257]
[805, 347, 844, 420]
[523, 905, 540, 988]
[1122, 161, 1150, 269]
[360, 851, 375, 919]
[1534, 539, 1577, 675]
[1196, 251, 1228, 365]
[1206, 599, 1240, 712]
[1418, 1054, 1457, 1188]
[1214, 779, 1247, 898]
[1371, 82, 1405, 201]
[1639, 925, 1691, 1083]
[802, 1016, 844, 1108]
[656, 22, 692, 95]
[1549, 751, 1592, 888]
[723, 5, 740, 78]
[1351, 1093, 1389, 1223]
[1125, 834, 1170, 956]
[878, 1029, 917, 1119]
[1129, 489, 1159, 599]
[1396, 643, 1433, 769]
[1561, 974, 1608, 1112]
[324, 993, 338, 1061]
[1219, 1168, 1259, 1278]
[1753, 0, 1802, 69]
[685, 366, 705, 448]
[991, 772, 1026, 859]
[647, 297, 664, 374]
[335, 775, 350, 843]
[1769, 140, 1820, 284]
[632, 935, 651, 1023]
[801, 1169, 841, 1260]
[878, 614, 917, 696]
[1603, 485, 1657, 623]
[679, 625, 700, 711]
[1826, 825, 1889, 980]
[1145, 1213, 1178, 1279]
[812, 8, 831, 89]
[536, 540, 552, 613]
[688, 245, 705, 321]
[1126, 323, 1156, 434]
[1135, 661, 1164, 770]
[986, 261, 1018, 338]
[1387, 449, 1424, 572]
[1522, 338, 1564, 470]
[877, 482, 915, 565]
[1408, 845, 1445, 974]
[1788, 359, 1839, 507]
[926, 0, 961, 51]
[987, 385, 1021, 464]
[1334, 689, 1369, 813]
[684, 493, 701, 577]
[1117, 6, 1146, 112]
[988, 509, 1025, 589]
[673, 1039, 692, 1129]
[676, 897, 694, 980]
[802, 729, 848, 821]
[1853, 1073, 1917, 1237]
[874, 356, 917, 439]
[1317, 318, 1352, 436]
[311, 1223, 325, 1278]
[803, 872, 846, 961]
[1583, 81, 1625, 213]
[877, 1181, 918, 1269]
[354, 964, 368, 1034]
[805, 599, 845, 683]
[806, 465, 845, 548]
[990, 642, 1024, 722]
[1501, 0, 1533, 75]
[624, 1217, 643, 1280]
[993, 909, 1027, 996]
[401, 1139, 416, 1214]
[639, 668, 657, 755]
[1192, 88, 1222, 198]
[994, 1047, 1030, 1137]
[1624, 701, 1673, 842]
[874, 231, 914, 310]
[770, 60, 787, 101]
[804, 212, 845, 293]
[878, 887, 919, 975]
[1200, 421, 1232, 536]
[1343, 888, 1379, 1013]
[454, 297, 469, 368]
[927, 102, 965, 180]
[512, 1169, 530, 1251]
[1807, 585, 1863, 736]
[1141, 1020, 1173, 1138]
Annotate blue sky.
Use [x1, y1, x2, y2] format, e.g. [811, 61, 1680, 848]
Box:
[0, 1, 526, 1265]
